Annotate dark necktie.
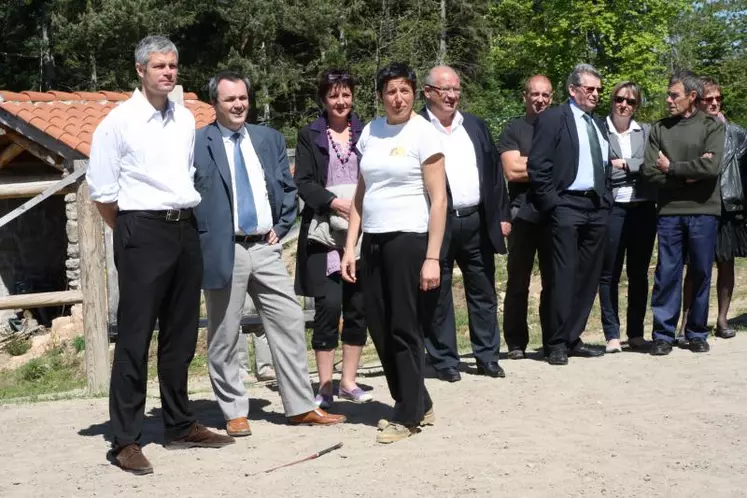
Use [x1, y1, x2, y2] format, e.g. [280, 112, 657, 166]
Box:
[232, 132, 258, 234]
[582, 114, 605, 197]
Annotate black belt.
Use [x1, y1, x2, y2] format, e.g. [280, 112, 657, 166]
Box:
[563, 189, 598, 198]
[235, 234, 265, 244]
[119, 208, 193, 221]
[450, 204, 480, 218]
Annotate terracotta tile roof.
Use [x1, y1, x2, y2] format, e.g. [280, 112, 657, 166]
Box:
[0, 90, 215, 157]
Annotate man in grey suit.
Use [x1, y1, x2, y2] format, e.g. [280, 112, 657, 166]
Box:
[193, 71, 345, 437]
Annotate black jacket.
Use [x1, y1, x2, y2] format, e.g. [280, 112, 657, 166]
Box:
[522, 101, 612, 220]
[293, 112, 364, 297]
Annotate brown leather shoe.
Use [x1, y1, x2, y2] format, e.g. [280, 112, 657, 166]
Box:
[165, 423, 236, 449]
[226, 417, 252, 437]
[110, 443, 153, 475]
[288, 408, 346, 426]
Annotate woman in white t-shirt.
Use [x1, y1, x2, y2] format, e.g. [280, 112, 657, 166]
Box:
[341, 62, 447, 444]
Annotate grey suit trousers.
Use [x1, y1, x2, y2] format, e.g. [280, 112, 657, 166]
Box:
[205, 241, 316, 419]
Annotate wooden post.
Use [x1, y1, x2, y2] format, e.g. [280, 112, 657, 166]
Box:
[75, 159, 110, 395]
[104, 226, 118, 338]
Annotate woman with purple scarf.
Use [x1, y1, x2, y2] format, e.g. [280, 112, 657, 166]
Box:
[294, 69, 372, 407]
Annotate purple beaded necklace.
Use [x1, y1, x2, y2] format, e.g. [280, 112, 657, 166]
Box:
[326, 120, 354, 164]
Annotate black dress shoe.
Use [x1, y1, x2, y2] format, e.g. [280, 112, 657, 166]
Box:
[434, 367, 461, 382]
[476, 361, 506, 378]
[568, 342, 605, 358]
[689, 338, 710, 353]
[650, 339, 673, 356]
[715, 328, 736, 339]
[547, 349, 568, 365]
[507, 349, 525, 360]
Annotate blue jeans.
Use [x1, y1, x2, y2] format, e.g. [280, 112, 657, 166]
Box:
[651, 215, 718, 343]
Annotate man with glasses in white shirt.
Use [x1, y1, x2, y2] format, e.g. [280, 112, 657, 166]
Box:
[87, 36, 234, 476]
[421, 65, 511, 382]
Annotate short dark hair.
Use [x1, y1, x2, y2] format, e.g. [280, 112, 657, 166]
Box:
[208, 71, 251, 103]
[669, 70, 702, 101]
[376, 62, 417, 95]
[317, 68, 356, 103]
[700, 76, 721, 94]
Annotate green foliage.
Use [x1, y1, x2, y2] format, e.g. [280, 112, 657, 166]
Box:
[72, 335, 85, 353]
[4, 337, 32, 356]
[0, 0, 744, 137]
[19, 358, 49, 382]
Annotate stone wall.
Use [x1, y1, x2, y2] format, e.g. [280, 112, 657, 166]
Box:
[0, 194, 68, 324]
[64, 193, 80, 290]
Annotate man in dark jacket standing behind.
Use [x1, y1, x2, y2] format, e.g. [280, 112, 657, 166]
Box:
[421, 65, 511, 381]
[642, 70, 725, 355]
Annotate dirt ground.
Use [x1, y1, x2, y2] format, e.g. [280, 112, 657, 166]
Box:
[1, 334, 747, 497]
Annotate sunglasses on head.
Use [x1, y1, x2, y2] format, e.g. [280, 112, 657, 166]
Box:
[704, 95, 723, 104]
[613, 96, 637, 106]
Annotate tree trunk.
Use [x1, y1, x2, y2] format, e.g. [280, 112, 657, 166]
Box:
[437, 0, 447, 65]
[39, 5, 56, 91]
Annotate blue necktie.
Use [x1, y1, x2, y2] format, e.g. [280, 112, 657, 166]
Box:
[232, 132, 258, 234]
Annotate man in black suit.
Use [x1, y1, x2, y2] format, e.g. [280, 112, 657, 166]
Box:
[525, 63, 610, 365]
[421, 65, 511, 382]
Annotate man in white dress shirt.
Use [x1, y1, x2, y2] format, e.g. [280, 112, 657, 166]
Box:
[420, 66, 511, 382]
[87, 36, 234, 476]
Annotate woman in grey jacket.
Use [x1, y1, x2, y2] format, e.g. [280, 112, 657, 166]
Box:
[598, 82, 656, 353]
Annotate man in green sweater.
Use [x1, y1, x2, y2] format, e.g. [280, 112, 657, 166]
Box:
[642, 70, 725, 355]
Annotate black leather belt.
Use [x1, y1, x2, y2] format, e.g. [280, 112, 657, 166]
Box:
[235, 234, 265, 244]
[563, 189, 598, 198]
[119, 209, 193, 221]
[450, 204, 480, 218]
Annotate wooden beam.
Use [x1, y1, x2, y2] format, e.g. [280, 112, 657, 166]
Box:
[0, 290, 83, 310]
[76, 159, 110, 395]
[0, 168, 85, 228]
[4, 130, 60, 168]
[0, 178, 75, 199]
[0, 143, 23, 169]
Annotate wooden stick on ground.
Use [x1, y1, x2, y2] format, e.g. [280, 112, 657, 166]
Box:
[249, 442, 343, 476]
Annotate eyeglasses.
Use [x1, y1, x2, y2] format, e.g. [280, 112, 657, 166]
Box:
[575, 85, 603, 94]
[425, 84, 462, 95]
[703, 95, 723, 104]
[613, 96, 637, 106]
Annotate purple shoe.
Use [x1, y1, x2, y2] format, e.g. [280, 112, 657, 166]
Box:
[314, 393, 333, 409]
[338, 386, 373, 403]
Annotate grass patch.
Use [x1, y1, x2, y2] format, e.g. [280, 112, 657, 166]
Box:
[0, 347, 85, 400]
[4, 337, 32, 356]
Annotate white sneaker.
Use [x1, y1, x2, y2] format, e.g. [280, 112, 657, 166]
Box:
[606, 339, 622, 353]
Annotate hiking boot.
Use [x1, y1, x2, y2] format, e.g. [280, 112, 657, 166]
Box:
[376, 422, 417, 444]
[377, 408, 434, 431]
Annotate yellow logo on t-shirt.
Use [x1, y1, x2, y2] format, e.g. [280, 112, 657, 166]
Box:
[390, 146, 406, 157]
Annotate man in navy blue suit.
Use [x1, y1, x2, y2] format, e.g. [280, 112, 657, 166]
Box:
[193, 72, 345, 437]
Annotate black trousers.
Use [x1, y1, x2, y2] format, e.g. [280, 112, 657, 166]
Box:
[503, 217, 553, 352]
[598, 202, 657, 341]
[424, 210, 499, 370]
[361, 231, 435, 427]
[548, 194, 610, 352]
[311, 271, 367, 350]
[110, 211, 203, 449]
